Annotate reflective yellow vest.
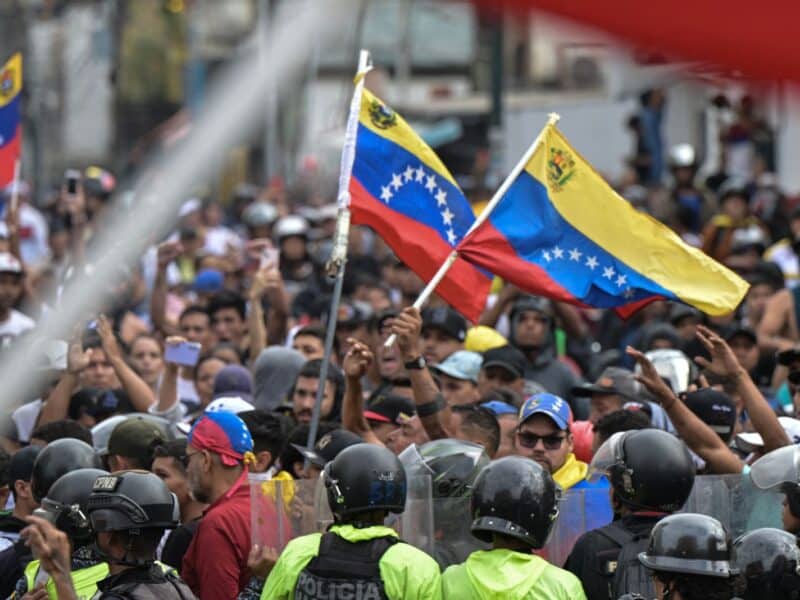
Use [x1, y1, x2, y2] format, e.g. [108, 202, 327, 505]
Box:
[24, 559, 109, 600]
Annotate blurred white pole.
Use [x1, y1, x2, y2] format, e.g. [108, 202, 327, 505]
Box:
[0, 0, 358, 412]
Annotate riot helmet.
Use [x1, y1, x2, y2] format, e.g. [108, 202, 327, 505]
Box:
[750, 444, 800, 519]
[590, 429, 695, 513]
[32, 438, 102, 502]
[470, 456, 559, 549]
[87, 470, 179, 533]
[638, 513, 733, 578]
[324, 443, 406, 519]
[243, 202, 278, 228]
[273, 215, 310, 242]
[733, 528, 800, 600]
[399, 439, 489, 498]
[35, 468, 108, 544]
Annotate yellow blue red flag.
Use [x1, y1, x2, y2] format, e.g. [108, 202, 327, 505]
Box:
[0, 53, 22, 188]
[458, 122, 748, 316]
[349, 89, 491, 322]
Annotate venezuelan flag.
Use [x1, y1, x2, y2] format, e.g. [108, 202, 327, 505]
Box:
[458, 122, 748, 317]
[349, 89, 491, 322]
[0, 53, 22, 189]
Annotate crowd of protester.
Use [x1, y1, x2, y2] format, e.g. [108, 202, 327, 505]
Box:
[0, 90, 799, 599]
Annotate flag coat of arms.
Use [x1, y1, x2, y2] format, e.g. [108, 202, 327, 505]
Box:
[458, 123, 748, 317]
[0, 53, 21, 189]
[349, 89, 491, 322]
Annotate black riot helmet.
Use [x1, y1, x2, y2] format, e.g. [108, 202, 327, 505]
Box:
[87, 470, 179, 534]
[590, 429, 695, 513]
[36, 468, 108, 544]
[31, 438, 102, 503]
[470, 456, 559, 549]
[638, 513, 734, 578]
[399, 439, 489, 499]
[733, 528, 800, 600]
[324, 443, 406, 519]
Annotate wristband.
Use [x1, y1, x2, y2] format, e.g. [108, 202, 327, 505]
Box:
[416, 396, 445, 417]
[404, 355, 426, 371]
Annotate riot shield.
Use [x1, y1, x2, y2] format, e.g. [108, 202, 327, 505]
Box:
[250, 474, 328, 552]
[540, 484, 614, 567]
[680, 473, 784, 537]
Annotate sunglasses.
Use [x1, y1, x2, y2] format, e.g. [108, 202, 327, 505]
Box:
[516, 431, 567, 450]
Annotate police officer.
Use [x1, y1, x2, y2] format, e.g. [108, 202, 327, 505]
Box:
[22, 470, 196, 599]
[637, 513, 738, 600]
[733, 527, 800, 600]
[0, 438, 101, 599]
[442, 456, 586, 599]
[565, 429, 696, 600]
[261, 443, 441, 599]
[399, 438, 490, 569]
[13, 468, 109, 599]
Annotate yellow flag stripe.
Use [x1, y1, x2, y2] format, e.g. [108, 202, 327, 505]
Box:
[0, 53, 22, 109]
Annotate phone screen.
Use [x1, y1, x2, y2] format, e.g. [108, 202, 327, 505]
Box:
[165, 341, 202, 367]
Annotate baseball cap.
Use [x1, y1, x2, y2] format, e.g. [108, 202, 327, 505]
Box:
[213, 365, 254, 403]
[480, 400, 518, 417]
[519, 393, 572, 430]
[422, 307, 467, 342]
[735, 417, 800, 453]
[0, 252, 22, 275]
[481, 345, 527, 379]
[572, 367, 641, 402]
[335, 302, 370, 329]
[432, 350, 482, 383]
[193, 269, 224, 294]
[724, 325, 757, 346]
[107, 417, 166, 463]
[206, 396, 255, 415]
[776, 346, 800, 367]
[364, 393, 416, 425]
[291, 429, 362, 468]
[188, 412, 254, 466]
[682, 389, 737, 441]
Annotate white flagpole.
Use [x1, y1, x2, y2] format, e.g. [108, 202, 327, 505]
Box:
[9, 158, 21, 214]
[305, 49, 371, 457]
[384, 112, 560, 347]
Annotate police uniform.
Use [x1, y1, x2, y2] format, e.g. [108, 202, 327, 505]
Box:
[262, 524, 441, 600]
[91, 562, 195, 599]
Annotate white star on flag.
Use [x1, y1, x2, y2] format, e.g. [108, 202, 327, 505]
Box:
[603, 266, 615, 279]
[425, 175, 437, 192]
[615, 274, 627, 287]
[403, 166, 415, 182]
[415, 166, 426, 182]
[569, 248, 582, 261]
[435, 189, 447, 206]
[624, 288, 635, 299]
[391, 173, 403, 191]
[446, 229, 457, 244]
[586, 256, 599, 270]
[552, 246, 564, 259]
[543, 251, 551, 262]
[380, 186, 393, 203]
[441, 208, 454, 226]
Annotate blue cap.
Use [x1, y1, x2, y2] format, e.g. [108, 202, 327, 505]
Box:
[481, 400, 518, 417]
[193, 269, 224, 293]
[432, 350, 482, 383]
[519, 393, 572, 430]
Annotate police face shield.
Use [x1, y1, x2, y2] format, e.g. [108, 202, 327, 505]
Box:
[588, 431, 626, 482]
[749, 445, 800, 491]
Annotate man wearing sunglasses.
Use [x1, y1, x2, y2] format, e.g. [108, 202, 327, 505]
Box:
[514, 393, 595, 492]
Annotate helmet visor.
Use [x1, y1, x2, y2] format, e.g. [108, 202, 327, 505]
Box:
[588, 431, 626, 482]
[749, 445, 800, 491]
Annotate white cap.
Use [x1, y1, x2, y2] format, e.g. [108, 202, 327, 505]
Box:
[205, 396, 254, 415]
[0, 252, 22, 274]
[178, 198, 202, 218]
[735, 416, 800, 453]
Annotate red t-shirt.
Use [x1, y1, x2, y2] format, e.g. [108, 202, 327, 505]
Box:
[182, 472, 252, 600]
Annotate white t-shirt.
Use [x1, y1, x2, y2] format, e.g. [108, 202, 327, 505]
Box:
[12, 398, 42, 443]
[0, 309, 34, 348]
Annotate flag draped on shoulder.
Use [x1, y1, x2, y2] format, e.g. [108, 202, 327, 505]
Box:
[0, 53, 21, 189]
[457, 122, 748, 317]
[349, 89, 491, 322]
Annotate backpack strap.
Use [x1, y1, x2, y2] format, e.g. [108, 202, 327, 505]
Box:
[306, 532, 398, 580]
[595, 520, 637, 548]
